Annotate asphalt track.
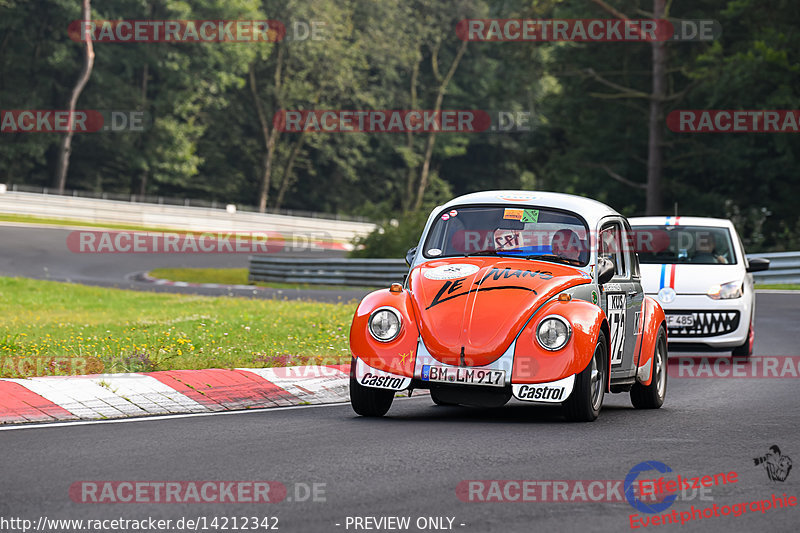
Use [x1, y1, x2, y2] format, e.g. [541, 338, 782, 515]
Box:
[0, 223, 371, 302]
[1, 223, 798, 532]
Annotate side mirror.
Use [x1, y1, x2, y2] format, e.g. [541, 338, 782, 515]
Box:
[746, 257, 770, 273]
[597, 257, 616, 285]
[405, 246, 418, 267]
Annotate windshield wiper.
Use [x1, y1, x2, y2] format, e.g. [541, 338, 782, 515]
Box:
[463, 250, 501, 257]
[520, 254, 582, 266]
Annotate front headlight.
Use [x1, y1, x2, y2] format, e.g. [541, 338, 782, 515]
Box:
[368, 307, 402, 342]
[536, 315, 571, 351]
[707, 280, 743, 300]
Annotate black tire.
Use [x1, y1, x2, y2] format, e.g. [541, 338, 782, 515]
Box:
[731, 321, 754, 358]
[631, 327, 667, 409]
[350, 376, 395, 417]
[564, 331, 607, 422]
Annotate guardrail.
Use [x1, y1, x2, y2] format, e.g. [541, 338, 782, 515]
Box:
[1, 183, 371, 222]
[248, 257, 408, 286]
[747, 252, 800, 285]
[249, 253, 800, 287]
[0, 190, 375, 242]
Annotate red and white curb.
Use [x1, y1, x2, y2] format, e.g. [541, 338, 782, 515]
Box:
[0, 365, 351, 425]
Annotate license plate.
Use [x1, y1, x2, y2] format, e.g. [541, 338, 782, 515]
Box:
[667, 314, 694, 327]
[421, 365, 506, 387]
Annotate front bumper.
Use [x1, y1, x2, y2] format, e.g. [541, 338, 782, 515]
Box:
[649, 294, 750, 349]
[353, 357, 576, 404]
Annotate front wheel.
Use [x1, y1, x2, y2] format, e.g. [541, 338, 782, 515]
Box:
[731, 320, 754, 358]
[563, 331, 607, 422]
[350, 376, 394, 417]
[630, 327, 667, 409]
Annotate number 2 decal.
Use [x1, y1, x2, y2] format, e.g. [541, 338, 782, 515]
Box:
[607, 293, 626, 365]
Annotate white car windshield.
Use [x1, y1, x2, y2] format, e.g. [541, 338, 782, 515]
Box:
[423, 205, 590, 266]
[633, 225, 737, 265]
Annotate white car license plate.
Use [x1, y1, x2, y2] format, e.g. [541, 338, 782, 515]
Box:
[667, 314, 694, 327]
[421, 365, 506, 387]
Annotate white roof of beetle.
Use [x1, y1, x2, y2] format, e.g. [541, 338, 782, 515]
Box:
[439, 190, 620, 225]
[629, 216, 734, 228]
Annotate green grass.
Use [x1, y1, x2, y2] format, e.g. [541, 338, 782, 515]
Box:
[755, 284, 800, 290]
[0, 276, 355, 377]
[150, 267, 251, 285]
[148, 267, 378, 291]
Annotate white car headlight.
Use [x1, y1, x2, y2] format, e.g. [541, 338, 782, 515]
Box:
[368, 307, 402, 342]
[536, 315, 571, 351]
[707, 280, 743, 300]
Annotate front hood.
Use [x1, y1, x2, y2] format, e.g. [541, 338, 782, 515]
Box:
[640, 263, 745, 295]
[409, 257, 591, 366]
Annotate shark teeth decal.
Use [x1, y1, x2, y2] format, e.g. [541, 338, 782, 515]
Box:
[666, 310, 740, 337]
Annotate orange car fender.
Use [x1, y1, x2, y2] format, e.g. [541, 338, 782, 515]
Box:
[513, 299, 609, 387]
[349, 289, 419, 377]
[636, 296, 666, 386]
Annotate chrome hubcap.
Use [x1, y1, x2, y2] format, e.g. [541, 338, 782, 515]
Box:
[590, 348, 603, 410]
[655, 339, 666, 398]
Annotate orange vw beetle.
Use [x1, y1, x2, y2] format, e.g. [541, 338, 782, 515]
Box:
[350, 191, 667, 421]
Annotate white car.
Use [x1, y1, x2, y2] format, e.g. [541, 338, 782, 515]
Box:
[629, 216, 769, 356]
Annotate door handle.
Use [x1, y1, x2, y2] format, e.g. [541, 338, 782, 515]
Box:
[627, 290, 638, 297]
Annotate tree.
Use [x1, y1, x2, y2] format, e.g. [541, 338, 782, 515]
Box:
[587, 0, 667, 215]
[54, 0, 94, 192]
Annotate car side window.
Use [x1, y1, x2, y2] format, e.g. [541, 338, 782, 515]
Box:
[622, 221, 640, 279]
[599, 222, 627, 279]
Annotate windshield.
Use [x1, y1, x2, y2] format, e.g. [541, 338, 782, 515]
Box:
[423, 205, 590, 266]
[633, 225, 737, 265]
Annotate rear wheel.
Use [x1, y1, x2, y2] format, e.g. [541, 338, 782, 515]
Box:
[630, 327, 667, 409]
[564, 331, 607, 422]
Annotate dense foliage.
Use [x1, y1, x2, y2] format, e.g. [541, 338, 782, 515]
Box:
[1, 0, 798, 251]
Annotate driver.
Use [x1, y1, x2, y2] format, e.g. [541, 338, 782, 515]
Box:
[552, 228, 584, 263]
[693, 234, 728, 264]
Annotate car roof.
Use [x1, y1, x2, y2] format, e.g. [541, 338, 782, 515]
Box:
[439, 190, 620, 225]
[628, 216, 734, 228]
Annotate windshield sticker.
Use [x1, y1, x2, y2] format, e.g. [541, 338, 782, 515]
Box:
[428, 248, 442, 256]
[423, 263, 479, 280]
[494, 230, 522, 251]
[449, 209, 458, 217]
[441, 213, 450, 221]
[503, 208, 524, 221]
[521, 209, 539, 223]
